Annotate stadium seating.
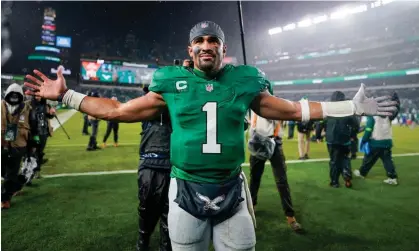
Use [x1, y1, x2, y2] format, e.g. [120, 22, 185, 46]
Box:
[254, 3, 419, 81]
[1, 78, 144, 104]
[80, 33, 186, 66]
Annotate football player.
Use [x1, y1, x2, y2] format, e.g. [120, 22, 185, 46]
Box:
[25, 21, 397, 251]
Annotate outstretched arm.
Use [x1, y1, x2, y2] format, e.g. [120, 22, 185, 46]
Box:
[251, 84, 397, 122]
[250, 92, 323, 121]
[24, 66, 165, 122]
[77, 91, 165, 122]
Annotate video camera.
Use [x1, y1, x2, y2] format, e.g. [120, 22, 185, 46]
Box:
[174, 59, 194, 68]
[173, 59, 181, 66]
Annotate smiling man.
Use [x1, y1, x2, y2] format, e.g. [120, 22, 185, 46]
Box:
[24, 21, 397, 251]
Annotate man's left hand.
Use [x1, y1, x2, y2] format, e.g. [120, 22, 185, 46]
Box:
[352, 84, 398, 116]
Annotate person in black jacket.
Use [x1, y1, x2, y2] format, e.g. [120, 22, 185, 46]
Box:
[287, 121, 295, 139]
[82, 91, 90, 136]
[137, 86, 172, 251]
[102, 96, 119, 148]
[317, 91, 359, 188]
[30, 96, 56, 175]
[86, 91, 101, 151]
[350, 115, 361, 159]
[312, 121, 325, 142]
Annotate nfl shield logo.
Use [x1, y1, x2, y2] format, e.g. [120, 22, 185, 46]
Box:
[206, 84, 213, 92]
[201, 22, 209, 29]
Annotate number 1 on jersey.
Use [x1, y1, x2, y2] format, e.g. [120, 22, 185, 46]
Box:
[202, 102, 221, 154]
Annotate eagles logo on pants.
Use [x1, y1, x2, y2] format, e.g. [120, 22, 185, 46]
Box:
[168, 172, 256, 251]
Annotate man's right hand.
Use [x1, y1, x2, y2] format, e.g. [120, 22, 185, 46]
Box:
[24, 66, 166, 123]
[24, 66, 67, 101]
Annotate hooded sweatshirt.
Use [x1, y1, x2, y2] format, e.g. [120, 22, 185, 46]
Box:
[1, 84, 37, 148]
[4, 83, 24, 114]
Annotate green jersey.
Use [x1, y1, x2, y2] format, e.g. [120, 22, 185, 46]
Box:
[149, 64, 268, 183]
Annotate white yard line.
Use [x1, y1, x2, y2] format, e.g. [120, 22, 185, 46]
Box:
[42, 152, 419, 179]
[47, 142, 139, 148]
[51, 109, 78, 131]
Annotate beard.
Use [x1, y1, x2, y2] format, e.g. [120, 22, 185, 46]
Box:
[193, 46, 223, 73]
[197, 57, 220, 72]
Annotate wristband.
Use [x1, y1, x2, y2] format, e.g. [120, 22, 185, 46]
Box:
[62, 89, 87, 110]
[320, 100, 355, 118]
[299, 99, 310, 122]
[57, 89, 69, 102]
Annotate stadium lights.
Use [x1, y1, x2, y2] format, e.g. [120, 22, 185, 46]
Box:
[268, 27, 283, 35]
[312, 15, 328, 24]
[348, 5, 368, 14]
[267, 0, 395, 36]
[382, 0, 394, 6]
[371, 0, 382, 8]
[35, 46, 60, 53]
[330, 5, 367, 19]
[330, 9, 349, 19]
[28, 55, 60, 62]
[283, 23, 296, 31]
[298, 19, 312, 28]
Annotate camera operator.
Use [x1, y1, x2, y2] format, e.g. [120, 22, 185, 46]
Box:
[30, 96, 56, 176]
[137, 86, 172, 251]
[247, 112, 303, 233]
[86, 91, 101, 151]
[1, 84, 39, 209]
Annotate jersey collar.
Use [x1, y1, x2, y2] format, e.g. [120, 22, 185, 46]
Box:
[192, 65, 226, 80]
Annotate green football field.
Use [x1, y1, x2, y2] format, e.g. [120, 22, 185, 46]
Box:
[2, 111, 419, 251]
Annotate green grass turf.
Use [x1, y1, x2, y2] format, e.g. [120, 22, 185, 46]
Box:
[3, 157, 419, 251]
[55, 109, 69, 114]
[2, 111, 419, 251]
[43, 112, 419, 174]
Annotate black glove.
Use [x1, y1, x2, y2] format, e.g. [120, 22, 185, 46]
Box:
[389, 92, 400, 121]
[391, 92, 400, 107]
[243, 118, 249, 131]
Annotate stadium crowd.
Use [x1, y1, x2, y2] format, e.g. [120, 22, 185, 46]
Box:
[253, 2, 419, 80]
[80, 33, 186, 66]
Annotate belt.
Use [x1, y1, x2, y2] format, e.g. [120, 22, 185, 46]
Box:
[140, 153, 169, 159]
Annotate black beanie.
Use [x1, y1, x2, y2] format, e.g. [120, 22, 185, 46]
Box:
[189, 21, 225, 44]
